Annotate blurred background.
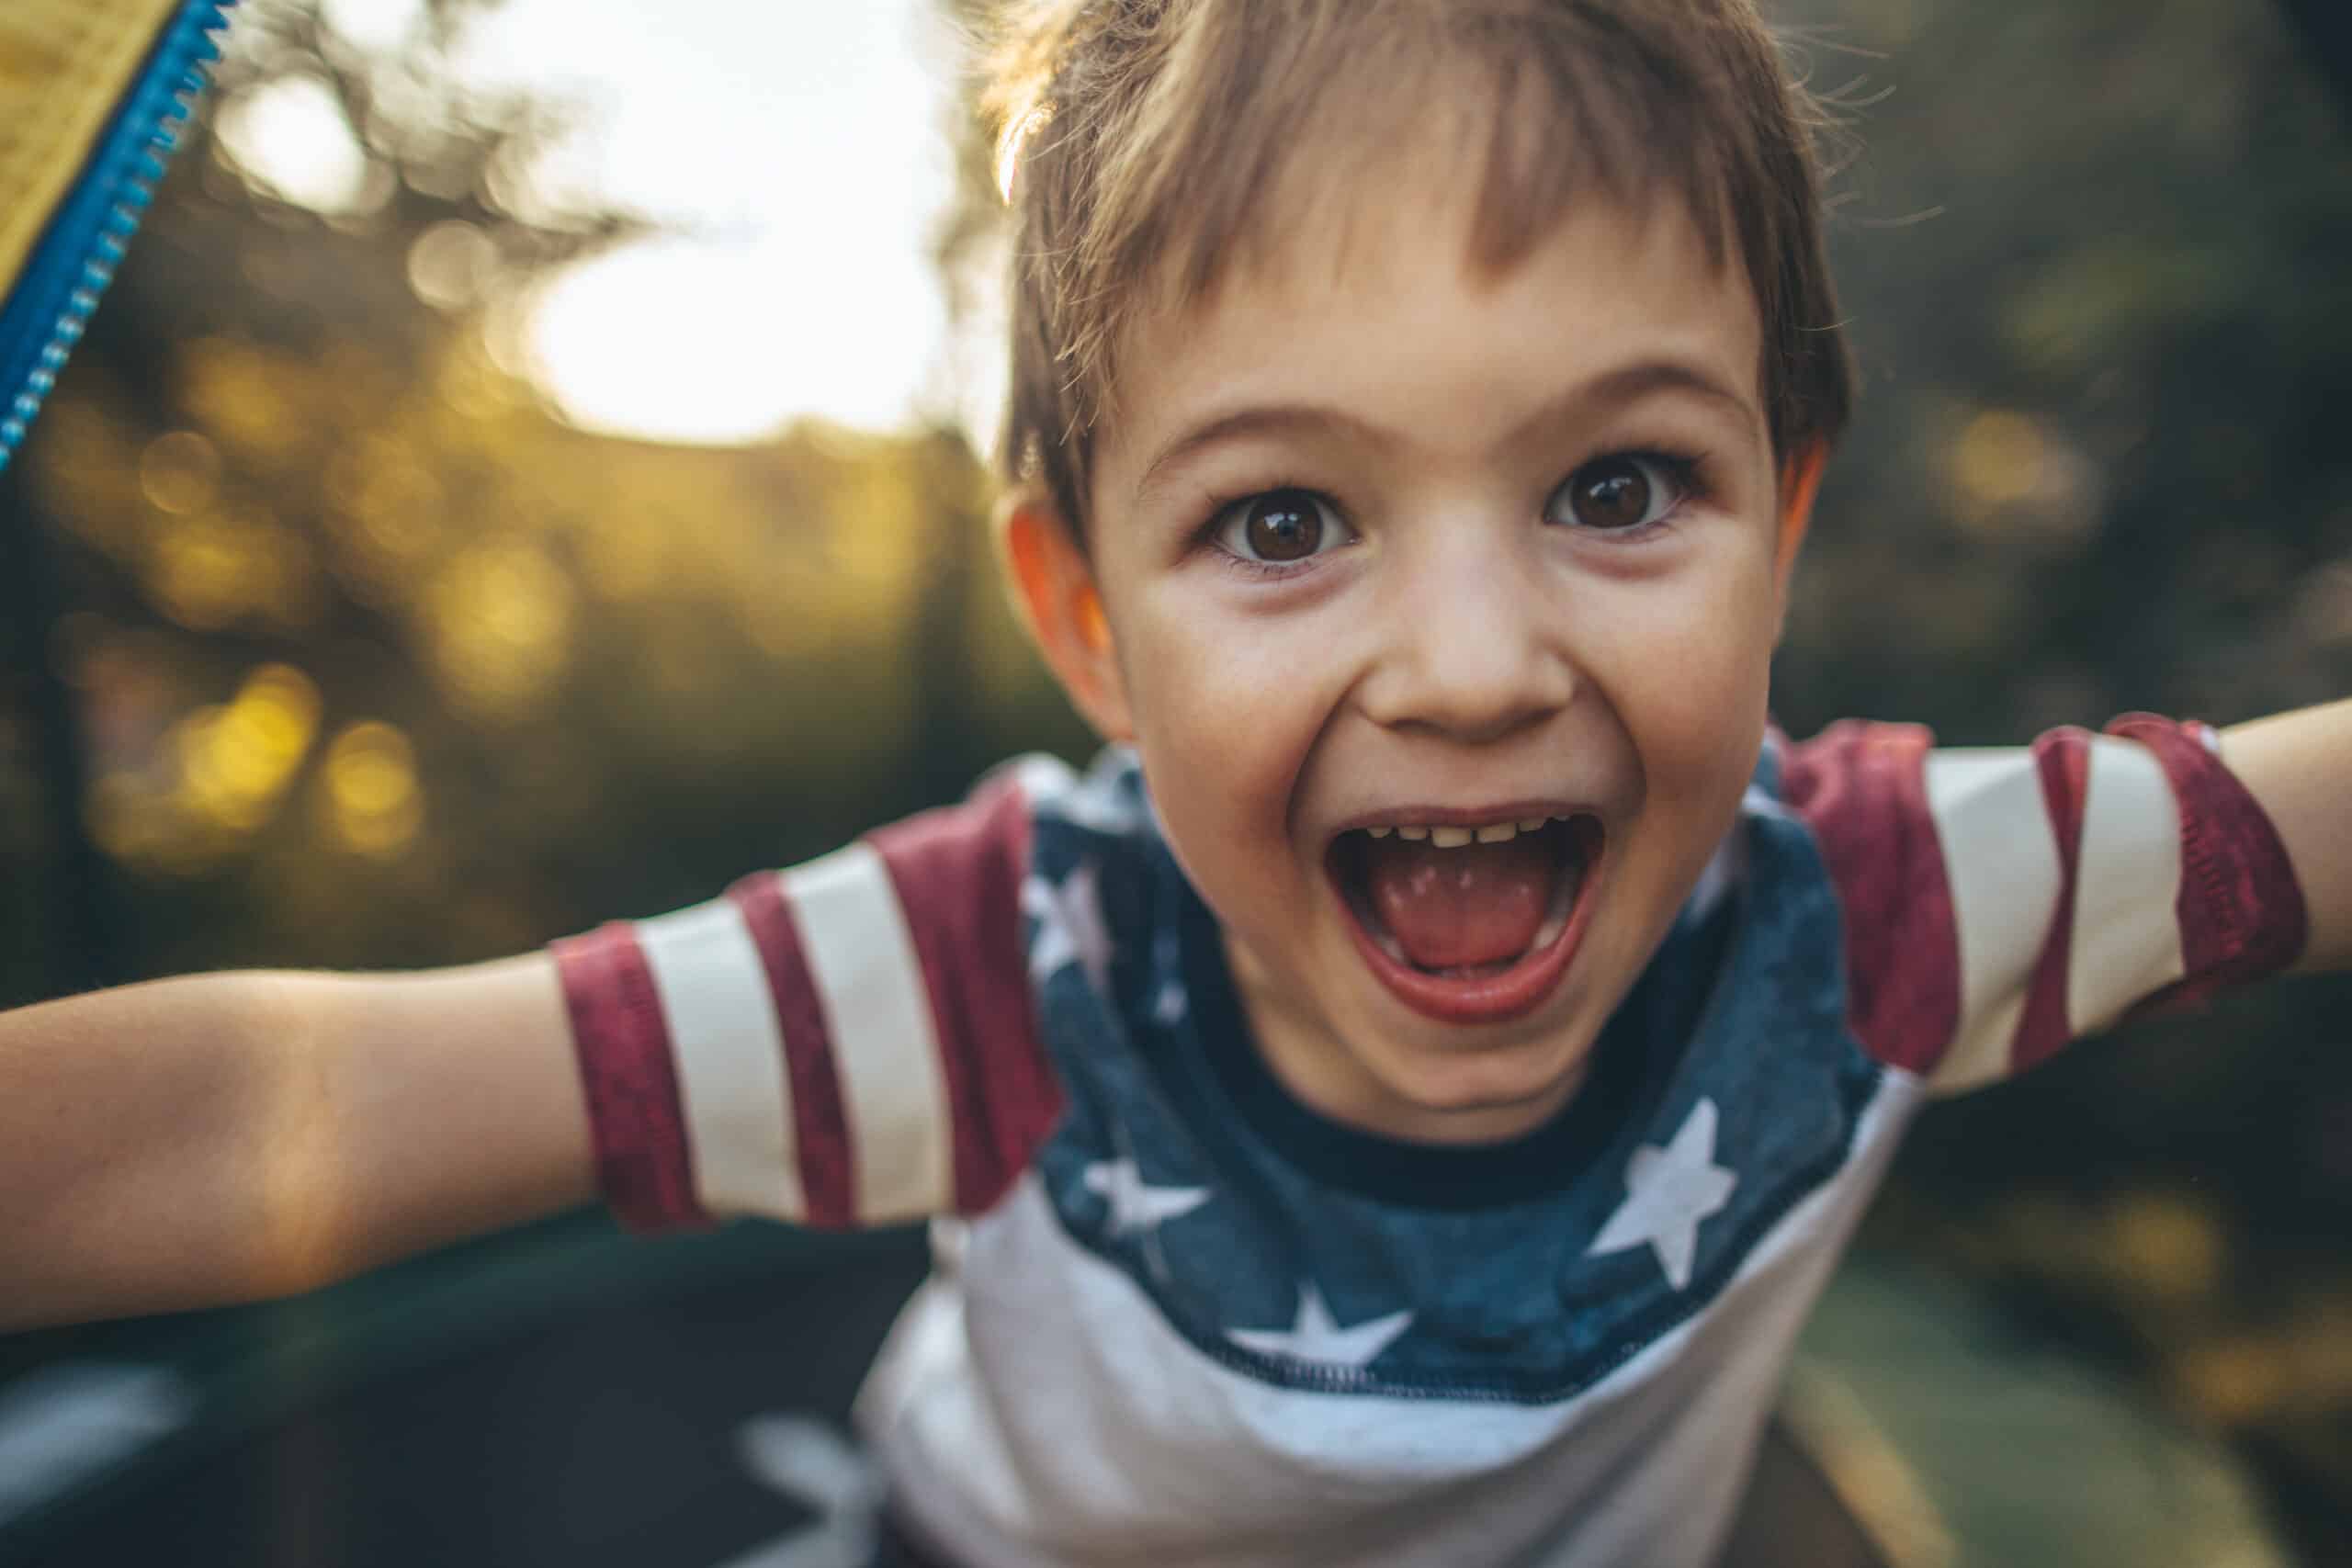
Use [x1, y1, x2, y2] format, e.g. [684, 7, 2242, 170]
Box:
[0, 0, 2346, 1563]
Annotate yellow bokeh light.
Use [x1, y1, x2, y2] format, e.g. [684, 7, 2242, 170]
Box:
[422, 538, 574, 718]
[326, 434, 447, 576]
[2176, 1339, 2290, 1427]
[174, 664, 322, 834]
[1951, 410, 2050, 509]
[139, 429, 223, 515]
[2105, 1191, 2222, 1306]
[147, 512, 271, 631]
[181, 337, 303, 463]
[320, 720, 424, 858]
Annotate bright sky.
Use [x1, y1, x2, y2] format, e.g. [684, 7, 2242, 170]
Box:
[226, 0, 979, 446]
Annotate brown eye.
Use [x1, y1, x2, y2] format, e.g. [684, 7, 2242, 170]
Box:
[1549, 454, 1684, 533]
[1219, 488, 1340, 564]
[1245, 491, 1322, 559]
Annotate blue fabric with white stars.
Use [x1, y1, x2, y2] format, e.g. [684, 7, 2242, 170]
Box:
[1014, 747, 1883, 1404]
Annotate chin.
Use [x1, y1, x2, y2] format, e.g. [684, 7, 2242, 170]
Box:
[1365, 1033, 1593, 1143]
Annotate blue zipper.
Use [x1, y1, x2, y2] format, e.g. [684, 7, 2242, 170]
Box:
[0, 0, 239, 472]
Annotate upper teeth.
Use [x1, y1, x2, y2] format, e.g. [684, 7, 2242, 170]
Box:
[1363, 815, 1567, 847]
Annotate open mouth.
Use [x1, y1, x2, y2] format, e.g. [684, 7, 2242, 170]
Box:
[1327, 812, 1606, 1025]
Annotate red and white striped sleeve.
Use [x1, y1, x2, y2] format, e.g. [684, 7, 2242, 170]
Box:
[546, 771, 1066, 1232]
[1780, 715, 2309, 1095]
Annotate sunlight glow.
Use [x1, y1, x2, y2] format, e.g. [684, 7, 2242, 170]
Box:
[320, 0, 424, 56]
[219, 1, 971, 445]
[468, 0, 965, 445]
[523, 238, 946, 444]
[217, 74, 373, 215]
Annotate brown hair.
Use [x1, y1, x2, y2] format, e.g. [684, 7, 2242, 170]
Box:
[978, 0, 1854, 538]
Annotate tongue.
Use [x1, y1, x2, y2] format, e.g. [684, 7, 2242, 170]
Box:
[1363, 834, 1556, 970]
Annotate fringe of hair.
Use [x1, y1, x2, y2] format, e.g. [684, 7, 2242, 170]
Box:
[975, 0, 1856, 540]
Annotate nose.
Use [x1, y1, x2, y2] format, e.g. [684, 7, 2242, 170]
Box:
[1356, 535, 1577, 744]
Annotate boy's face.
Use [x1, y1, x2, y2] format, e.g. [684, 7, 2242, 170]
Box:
[1036, 164, 1804, 1145]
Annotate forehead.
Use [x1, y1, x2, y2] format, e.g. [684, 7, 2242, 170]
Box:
[1094, 153, 1766, 505]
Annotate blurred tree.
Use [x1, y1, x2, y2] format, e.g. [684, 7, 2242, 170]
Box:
[3, 0, 641, 999]
[1768, 1, 2352, 1556]
[0, 0, 1077, 1006]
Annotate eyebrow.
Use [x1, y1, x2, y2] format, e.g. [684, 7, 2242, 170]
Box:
[1130, 357, 1761, 508]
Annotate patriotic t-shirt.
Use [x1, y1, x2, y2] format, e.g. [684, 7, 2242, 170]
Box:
[549, 716, 2304, 1568]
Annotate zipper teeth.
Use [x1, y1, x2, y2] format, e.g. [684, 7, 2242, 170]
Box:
[0, 0, 237, 471]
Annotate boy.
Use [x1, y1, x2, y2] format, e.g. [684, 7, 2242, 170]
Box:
[2, 1, 2346, 1564]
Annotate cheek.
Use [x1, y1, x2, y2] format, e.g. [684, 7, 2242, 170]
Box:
[1123, 582, 1329, 783]
[1598, 555, 1779, 804]
[1114, 586, 1347, 926]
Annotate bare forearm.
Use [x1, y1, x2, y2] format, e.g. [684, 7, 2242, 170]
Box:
[2223, 697, 2352, 975]
[0, 972, 336, 1329]
[0, 957, 594, 1333]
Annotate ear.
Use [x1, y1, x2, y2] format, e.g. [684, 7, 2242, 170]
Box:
[1771, 440, 1827, 634]
[1001, 493, 1137, 741]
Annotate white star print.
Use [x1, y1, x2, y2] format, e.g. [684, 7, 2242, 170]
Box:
[1022, 861, 1113, 996]
[1083, 1157, 1211, 1235]
[723, 1413, 880, 1568]
[1034, 761, 1143, 835]
[1059, 788, 1140, 836]
[1227, 1283, 1414, 1371]
[1741, 783, 1793, 821]
[1586, 1096, 1738, 1291]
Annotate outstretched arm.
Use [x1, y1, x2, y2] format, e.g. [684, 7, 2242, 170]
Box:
[0, 957, 594, 1333]
[2224, 697, 2352, 974]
